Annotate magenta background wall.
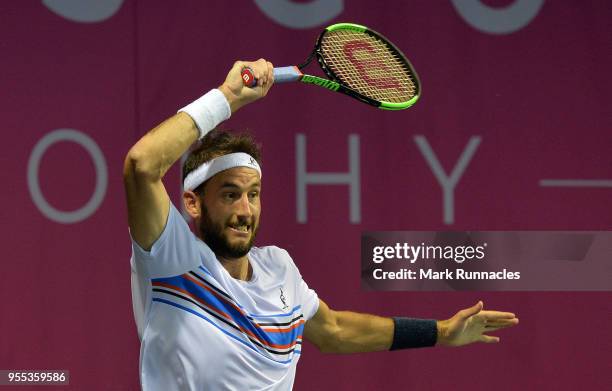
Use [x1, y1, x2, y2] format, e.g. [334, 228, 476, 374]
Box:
[2, 1, 611, 389]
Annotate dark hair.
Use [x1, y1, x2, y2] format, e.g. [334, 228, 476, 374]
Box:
[182, 129, 262, 194]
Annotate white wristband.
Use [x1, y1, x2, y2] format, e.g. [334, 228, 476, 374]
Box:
[178, 88, 231, 140]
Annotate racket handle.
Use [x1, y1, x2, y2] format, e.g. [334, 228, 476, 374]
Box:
[273, 66, 303, 83]
[241, 66, 303, 87]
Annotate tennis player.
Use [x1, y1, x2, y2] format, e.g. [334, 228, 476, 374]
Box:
[124, 59, 518, 390]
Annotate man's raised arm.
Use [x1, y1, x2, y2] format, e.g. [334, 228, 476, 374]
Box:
[123, 59, 274, 250]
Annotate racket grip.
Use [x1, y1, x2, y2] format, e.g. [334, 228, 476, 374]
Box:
[273, 66, 303, 83]
[241, 66, 303, 87]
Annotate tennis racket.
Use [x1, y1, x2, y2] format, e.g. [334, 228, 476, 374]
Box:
[241, 22, 420, 110]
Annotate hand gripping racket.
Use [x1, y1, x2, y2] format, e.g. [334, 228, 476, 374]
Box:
[241, 23, 420, 110]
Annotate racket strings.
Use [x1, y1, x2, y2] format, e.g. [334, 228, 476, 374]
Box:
[320, 30, 417, 103]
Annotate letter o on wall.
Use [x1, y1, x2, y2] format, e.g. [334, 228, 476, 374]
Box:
[254, 0, 343, 29]
[28, 129, 108, 224]
[42, 0, 124, 23]
[451, 0, 545, 34]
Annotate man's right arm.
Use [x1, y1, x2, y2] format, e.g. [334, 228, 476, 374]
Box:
[123, 112, 198, 250]
[123, 59, 274, 250]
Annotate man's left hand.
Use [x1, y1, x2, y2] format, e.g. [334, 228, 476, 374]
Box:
[436, 301, 519, 347]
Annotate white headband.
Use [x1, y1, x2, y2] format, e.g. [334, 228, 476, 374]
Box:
[183, 152, 262, 191]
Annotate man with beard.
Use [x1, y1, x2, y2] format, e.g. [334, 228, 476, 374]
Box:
[124, 59, 518, 390]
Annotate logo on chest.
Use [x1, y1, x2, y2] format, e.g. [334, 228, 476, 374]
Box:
[279, 287, 289, 311]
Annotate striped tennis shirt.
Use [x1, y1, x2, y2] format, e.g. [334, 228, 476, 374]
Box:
[130, 202, 319, 390]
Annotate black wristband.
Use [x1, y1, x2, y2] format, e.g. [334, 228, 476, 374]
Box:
[389, 317, 438, 350]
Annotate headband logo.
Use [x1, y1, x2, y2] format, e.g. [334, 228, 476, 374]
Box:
[248, 157, 256, 166]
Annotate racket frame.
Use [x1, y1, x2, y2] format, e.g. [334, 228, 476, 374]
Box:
[299, 22, 421, 110]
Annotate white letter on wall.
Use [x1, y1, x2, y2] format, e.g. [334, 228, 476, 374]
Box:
[451, 0, 544, 34]
[414, 135, 481, 225]
[43, 0, 124, 23]
[296, 133, 360, 223]
[254, 0, 343, 29]
[28, 129, 108, 223]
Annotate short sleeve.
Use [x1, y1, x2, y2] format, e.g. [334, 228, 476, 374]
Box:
[130, 202, 213, 278]
[281, 249, 319, 320]
[297, 277, 319, 320]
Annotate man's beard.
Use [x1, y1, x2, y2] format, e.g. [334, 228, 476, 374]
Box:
[199, 204, 258, 259]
